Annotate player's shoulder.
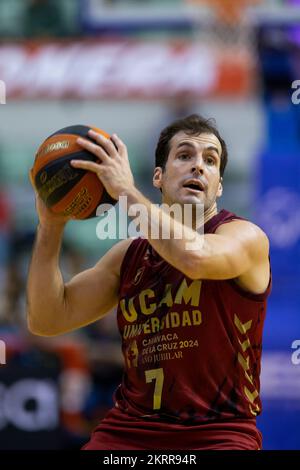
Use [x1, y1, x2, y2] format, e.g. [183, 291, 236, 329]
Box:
[215, 218, 269, 254]
[111, 237, 136, 257]
[95, 237, 135, 272]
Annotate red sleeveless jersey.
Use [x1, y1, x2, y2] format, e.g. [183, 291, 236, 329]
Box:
[83, 209, 271, 450]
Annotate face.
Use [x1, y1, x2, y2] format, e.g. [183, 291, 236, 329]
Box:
[153, 131, 223, 212]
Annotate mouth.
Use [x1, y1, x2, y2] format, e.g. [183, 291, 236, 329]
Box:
[182, 180, 205, 193]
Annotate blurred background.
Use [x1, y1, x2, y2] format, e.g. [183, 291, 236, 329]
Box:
[0, 0, 300, 450]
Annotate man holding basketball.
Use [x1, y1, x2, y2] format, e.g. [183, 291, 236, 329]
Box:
[27, 115, 271, 450]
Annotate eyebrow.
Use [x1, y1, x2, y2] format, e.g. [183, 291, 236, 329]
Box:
[176, 142, 221, 157]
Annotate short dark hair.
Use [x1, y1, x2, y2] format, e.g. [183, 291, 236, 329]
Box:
[155, 114, 228, 177]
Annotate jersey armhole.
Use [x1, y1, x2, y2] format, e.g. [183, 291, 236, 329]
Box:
[227, 264, 272, 302]
[119, 237, 140, 285]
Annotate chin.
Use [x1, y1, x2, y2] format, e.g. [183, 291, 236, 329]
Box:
[164, 191, 204, 208]
[181, 194, 205, 206]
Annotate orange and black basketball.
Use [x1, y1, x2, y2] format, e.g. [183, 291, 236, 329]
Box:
[31, 125, 117, 219]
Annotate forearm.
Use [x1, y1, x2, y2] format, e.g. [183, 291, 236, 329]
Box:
[121, 187, 204, 277]
[122, 188, 257, 280]
[27, 223, 66, 335]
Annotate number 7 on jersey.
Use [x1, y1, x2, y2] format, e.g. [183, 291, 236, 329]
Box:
[145, 368, 164, 410]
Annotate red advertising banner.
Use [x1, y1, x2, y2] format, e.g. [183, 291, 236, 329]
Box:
[0, 40, 254, 99]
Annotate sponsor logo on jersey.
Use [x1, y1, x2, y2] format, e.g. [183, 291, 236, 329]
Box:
[133, 267, 145, 286]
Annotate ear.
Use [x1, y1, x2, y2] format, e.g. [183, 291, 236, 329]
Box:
[216, 177, 223, 198]
[153, 167, 163, 190]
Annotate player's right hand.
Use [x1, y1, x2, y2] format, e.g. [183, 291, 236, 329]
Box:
[29, 170, 72, 228]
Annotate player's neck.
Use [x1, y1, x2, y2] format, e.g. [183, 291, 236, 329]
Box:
[190, 203, 218, 230]
[203, 203, 218, 226]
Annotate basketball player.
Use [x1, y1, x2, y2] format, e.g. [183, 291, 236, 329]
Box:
[27, 115, 271, 450]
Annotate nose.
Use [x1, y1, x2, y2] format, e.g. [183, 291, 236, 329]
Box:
[191, 154, 204, 175]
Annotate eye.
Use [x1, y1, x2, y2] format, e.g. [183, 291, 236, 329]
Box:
[178, 154, 191, 160]
[205, 156, 216, 165]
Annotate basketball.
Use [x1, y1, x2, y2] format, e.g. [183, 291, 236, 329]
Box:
[31, 125, 117, 219]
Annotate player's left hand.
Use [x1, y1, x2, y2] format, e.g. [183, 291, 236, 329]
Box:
[71, 130, 135, 200]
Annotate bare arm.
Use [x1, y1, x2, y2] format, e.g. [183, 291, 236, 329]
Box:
[191, 220, 270, 280]
[122, 191, 270, 291]
[27, 225, 131, 336]
[122, 188, 269, 282]
[26, 174, 132, 336]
